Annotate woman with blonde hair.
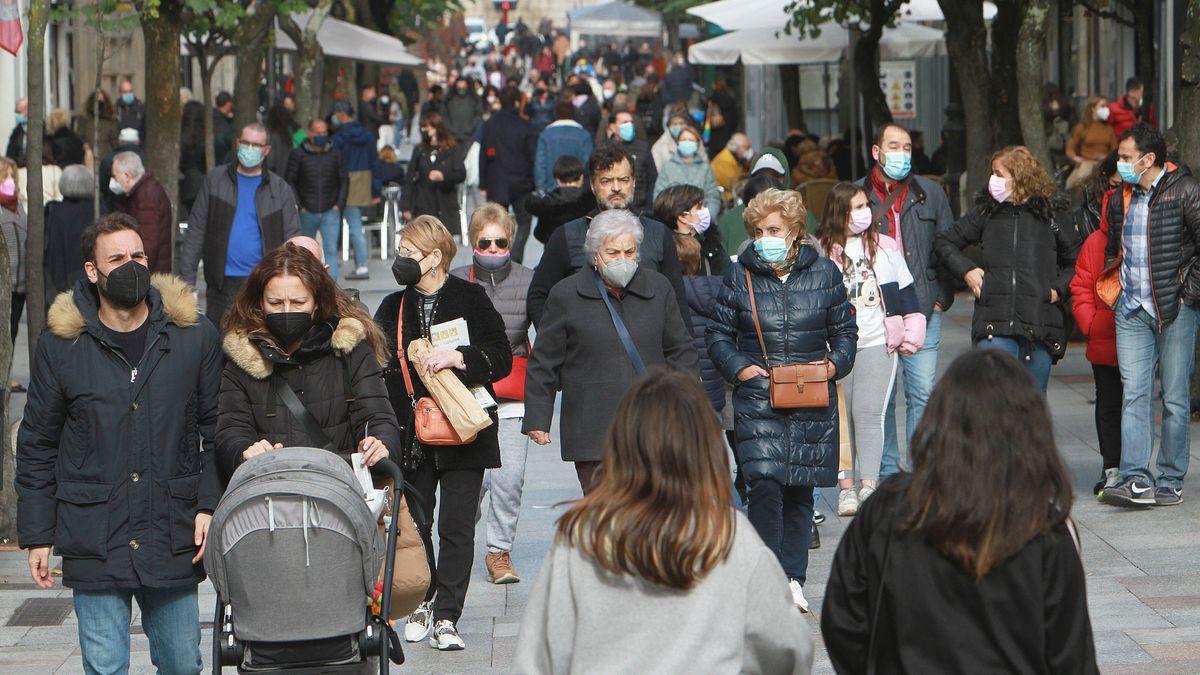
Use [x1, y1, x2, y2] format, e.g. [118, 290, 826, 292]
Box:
[935, 146, 1081, 391]
[706, 188, 857, 611]
[374, 214, 512, 652]
[516, 367, 813, 673]
[449, 203, 534, 586]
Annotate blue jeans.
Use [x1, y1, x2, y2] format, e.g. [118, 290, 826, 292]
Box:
[976, 336, 1053, 392]
[299, 209, 341, 279]
[746, 477, 814, 583]
[74, 585, 202, 675]
[881, 311, 942, 476]
[1115, 305, 1199, 488]
[342, 206, 369, 269]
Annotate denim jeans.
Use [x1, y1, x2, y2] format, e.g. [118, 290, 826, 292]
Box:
[342, 206, 369, 269]
[1115, 305, 1199, 488]
[881, 311, 942, 476]
[976, 336, 1053, 392]
[74, 585, 202, 675]
[745, 477, 814, 584]
[299, 209, 341, 279]
[480, 417, 529, 553]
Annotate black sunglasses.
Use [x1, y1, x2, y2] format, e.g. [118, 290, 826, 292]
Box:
[477, 238, 510, 250]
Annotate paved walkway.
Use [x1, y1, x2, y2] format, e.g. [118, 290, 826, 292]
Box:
[0, 241, 1198, 672]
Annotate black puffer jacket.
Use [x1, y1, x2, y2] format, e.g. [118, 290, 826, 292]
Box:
[215, 317, 403, 483]
[706, 245, 858, 487]
[1104, 163, 1200, 331]
[684, 274, 726, 414]
[285, 143, 348, 214]
[375, 275, 513, 471]
[17, 276, 222, 590]
[936, 192, 1081, 359]
[527, 186, 596, 244]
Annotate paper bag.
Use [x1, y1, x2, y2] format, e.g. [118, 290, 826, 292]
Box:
[407, 337, 493, 440]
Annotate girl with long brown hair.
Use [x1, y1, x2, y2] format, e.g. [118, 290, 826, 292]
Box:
[935, 145, 1081, 391]
[400, 112, 466, 231]
[822, 349, 1096, 673]
[817, 182, 924, 517]
[516, 367, 813, 673]
[215, 242, 401, 480]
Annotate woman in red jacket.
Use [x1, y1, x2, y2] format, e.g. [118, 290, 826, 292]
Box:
[1071, 176, 1124, 496]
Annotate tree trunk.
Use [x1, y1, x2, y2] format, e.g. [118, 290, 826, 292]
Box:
[1018, 0, 1053, 171]
[939, 0, 992, 195]
[233, 8, 275, 133]
[0, 225, 12, 541]
[989, 0, 1024, 148]
[853, 25, 893, 137]
[779, 66, 807, 132]
[279, 0, 333, 127]
[198, 51, 215, 173]
[142, 1, 184, 270]
[1176, 0, 1200, 170]
[320, 57, 340, 116]
[1132, 1, 1156, 105]
[25, 0, 49, 363]
[93, 35, 105, 221]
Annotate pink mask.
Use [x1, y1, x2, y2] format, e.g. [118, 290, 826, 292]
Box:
[848, 207, 872, 234]
[572, 94, 588, 108]
[989, 174, 1012, 203]
[0, 178, 13, 197]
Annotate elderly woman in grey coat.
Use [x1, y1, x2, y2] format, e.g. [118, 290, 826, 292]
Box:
[450, 202, 533, 586]
[524, 209, 699, 494]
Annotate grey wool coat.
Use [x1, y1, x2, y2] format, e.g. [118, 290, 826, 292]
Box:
[523, 266, 699, 462]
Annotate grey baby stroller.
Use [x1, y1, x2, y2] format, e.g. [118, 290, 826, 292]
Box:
[204, 448, 405, 673]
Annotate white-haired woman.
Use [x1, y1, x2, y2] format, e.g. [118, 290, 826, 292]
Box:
[44, 165, 94, 303]
[524, 209, 699, 495]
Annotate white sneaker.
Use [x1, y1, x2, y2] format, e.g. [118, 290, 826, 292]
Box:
[837, 488, 859, 516]
[404, 601, 433, 642]
[429, 619, 465, 651]
[858, 485, 876, 503]
[789, 579, 809, 613]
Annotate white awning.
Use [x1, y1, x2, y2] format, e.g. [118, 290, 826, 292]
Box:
[566, 1, 663, 38]
[686, 0, 996, 32]
[688, 21, 947, 66]
[274, 11, 424, 68]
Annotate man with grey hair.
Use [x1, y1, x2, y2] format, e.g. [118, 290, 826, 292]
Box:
[112, 152, 173, 273]
[100, 128, 142, 212]
[180, 122, 300, 322]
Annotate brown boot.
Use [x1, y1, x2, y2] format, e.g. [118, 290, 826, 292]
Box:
[486, 551, 520, 584]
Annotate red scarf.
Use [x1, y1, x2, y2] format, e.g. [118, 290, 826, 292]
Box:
[0, 192, 17, 213]
[868, 165, 909, 245]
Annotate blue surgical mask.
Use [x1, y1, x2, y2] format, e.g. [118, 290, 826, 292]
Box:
[754, 236, 792, 264]
[238, 144, 264, 168]
[678, 140, 698, 158]
[14, 114, 26, 125]
[1117, 155, 1147, 184]
[121, 93, 135, 105]
[880, 151, 911, 181]
[330, 115, 342, 128]
[311, 135, 330, 147]
[669, 124, 684, 139]
[617, 122, 635, 142]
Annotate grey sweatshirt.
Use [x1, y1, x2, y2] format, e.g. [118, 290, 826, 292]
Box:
[514, 511, 814, 674]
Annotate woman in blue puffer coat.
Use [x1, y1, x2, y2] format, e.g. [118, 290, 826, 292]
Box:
[706, 188, 858, 613]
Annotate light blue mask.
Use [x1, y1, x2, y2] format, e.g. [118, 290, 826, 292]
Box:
[678, 140, 698, 158]
[617, 122, 635, 143]
[880, 151, 911, 181]
[754, 236, 792, 264]
[1117, 155, 1147, 184]
[14, 114, 26, 125]
[121, 93, 135, 105]
[237, 144, 264, 169]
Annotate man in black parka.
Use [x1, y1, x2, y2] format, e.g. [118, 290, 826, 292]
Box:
[16, 213, 223, 674]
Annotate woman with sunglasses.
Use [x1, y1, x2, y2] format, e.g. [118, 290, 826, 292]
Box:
[450, 203, 534, 587]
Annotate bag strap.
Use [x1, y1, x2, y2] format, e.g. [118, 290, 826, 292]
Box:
[276, 379, 337, 452]
[396, 297, 416, 399]
[744, 267, 769, 363]
[594, 271, 646, 375]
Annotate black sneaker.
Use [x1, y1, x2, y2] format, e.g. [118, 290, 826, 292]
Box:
[809, 522, 821, 549]
[1099, 478, 1156, 508]
[1154, 487, 1183, 506]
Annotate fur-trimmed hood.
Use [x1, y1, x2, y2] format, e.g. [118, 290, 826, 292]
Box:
[223, 316, 367, 380]
[47, 274, 199, 340]
[972, 189, 1072, 224]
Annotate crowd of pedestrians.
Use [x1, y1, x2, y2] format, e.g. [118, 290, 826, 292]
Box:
[5, 39, 1191, 673]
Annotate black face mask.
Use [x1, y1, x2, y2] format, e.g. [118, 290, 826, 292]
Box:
[264, 311, 314, 348]
[420, 131, 432, 144]
[392, 255, 427, 286]
[97, 260, 151, 309]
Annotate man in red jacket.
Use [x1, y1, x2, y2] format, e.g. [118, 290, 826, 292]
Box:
[111, 152, 173, 273]
[1107, 76, 1158, 138]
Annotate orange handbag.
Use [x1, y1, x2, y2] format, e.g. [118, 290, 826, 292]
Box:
[745, 268, 831, 409]
[397, 297, 477, 446]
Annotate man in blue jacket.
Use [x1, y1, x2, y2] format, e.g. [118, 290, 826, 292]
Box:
[17, 213, 223, 675]
[332, 101, 381, 281]
[534, 100, 593, 193]
[479, 87, 538, 263]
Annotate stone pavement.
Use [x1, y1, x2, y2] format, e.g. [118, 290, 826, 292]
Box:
[0, 240, 1199, 672]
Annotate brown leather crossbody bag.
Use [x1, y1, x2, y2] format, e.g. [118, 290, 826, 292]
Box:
[744, 268, 831, 409]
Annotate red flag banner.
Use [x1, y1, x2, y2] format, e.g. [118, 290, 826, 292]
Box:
[0, 0, 23, 57]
